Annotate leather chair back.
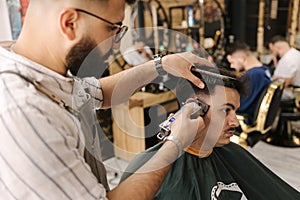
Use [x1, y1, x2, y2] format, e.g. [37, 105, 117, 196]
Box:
[232, 79, 285, 147]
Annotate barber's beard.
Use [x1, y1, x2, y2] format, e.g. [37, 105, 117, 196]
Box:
[66, 36, 97, 76]
[66, 36, 113, 77]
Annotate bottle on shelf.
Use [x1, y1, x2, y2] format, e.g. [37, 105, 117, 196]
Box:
[188, 5, 194, 27]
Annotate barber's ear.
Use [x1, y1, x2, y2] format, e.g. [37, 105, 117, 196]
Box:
[59, 9, 79, 40]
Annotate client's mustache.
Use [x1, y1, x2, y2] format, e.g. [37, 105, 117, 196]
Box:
[224, 127, 237, 133]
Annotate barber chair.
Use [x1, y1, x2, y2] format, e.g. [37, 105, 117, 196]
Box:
[264, 86, 300, 147]
[231, 79, 285, 148]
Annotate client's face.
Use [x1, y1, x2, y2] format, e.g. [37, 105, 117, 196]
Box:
[192, 86, 240, 149]
[213, 87, 240, 147]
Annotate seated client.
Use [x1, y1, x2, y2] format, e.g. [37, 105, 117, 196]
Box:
[120, 65, 300, 199]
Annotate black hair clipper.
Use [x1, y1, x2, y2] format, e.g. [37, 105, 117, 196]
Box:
[157, 99, 210, 140]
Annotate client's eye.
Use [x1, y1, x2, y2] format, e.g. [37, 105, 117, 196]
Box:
[222, 108, 231, 114]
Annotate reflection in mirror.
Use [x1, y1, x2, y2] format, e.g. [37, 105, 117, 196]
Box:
[192, 0, 226, 66]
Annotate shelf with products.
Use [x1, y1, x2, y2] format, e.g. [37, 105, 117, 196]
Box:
[168, 4, 203, 43]
[167, 1, 228, 67]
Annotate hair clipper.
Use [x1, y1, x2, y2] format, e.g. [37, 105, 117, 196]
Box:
[157, 99, 210, 140]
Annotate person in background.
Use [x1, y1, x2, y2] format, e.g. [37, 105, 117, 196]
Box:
[226, 41, 272, 125]
[0, 0, 208, 199]
[267, 41, 279, 74]
[121, 65, 300, 199]
[269, 35, 300, 100]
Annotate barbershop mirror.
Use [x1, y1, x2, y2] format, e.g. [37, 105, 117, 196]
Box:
[194, 0, 226, 54]
[129, 0, 169, 52]
[167, 0, 226, 61]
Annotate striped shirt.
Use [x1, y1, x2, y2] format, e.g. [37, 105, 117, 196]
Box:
[0, 41, 107, 199]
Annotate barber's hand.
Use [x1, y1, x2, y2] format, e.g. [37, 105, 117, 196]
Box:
[162, 52, 214, 89]
[169, 102, 205, 148]
[272, 54, 279, 67]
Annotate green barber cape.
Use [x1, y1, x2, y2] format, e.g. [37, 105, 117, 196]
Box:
[120, 142, 300, 200]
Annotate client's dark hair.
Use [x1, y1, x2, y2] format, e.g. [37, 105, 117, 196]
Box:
[175, 65, 248, 103]
[126, 0, 136, 4]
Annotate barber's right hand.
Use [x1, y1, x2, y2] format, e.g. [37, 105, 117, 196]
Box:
[162, 52, 214, 89]
[169, 102, 205, 148]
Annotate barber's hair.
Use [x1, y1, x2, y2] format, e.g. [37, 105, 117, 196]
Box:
[269, 35, 288, 45]
[226, 40, 251, 55]
[175, 65, 248, 103]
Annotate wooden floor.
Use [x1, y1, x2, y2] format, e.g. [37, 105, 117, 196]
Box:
[104, 141, 300, 191]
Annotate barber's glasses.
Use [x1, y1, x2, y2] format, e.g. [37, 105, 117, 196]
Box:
[75, 9, 128, 43]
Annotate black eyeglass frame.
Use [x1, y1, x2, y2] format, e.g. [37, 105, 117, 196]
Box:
[75, 8, 128, 42]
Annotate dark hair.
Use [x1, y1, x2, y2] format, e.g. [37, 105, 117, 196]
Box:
[269, 35, 288, 44]
[175, 65, 248, 103]
[226, 40, 251, 55]
[125, 0, 136, 5]
[193, 65, 247, 96]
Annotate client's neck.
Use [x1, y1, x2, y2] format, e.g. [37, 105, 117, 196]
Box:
[184, 138, 213, 158]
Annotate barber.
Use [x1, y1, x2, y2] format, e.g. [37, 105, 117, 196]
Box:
[0, 0, 209, 199]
